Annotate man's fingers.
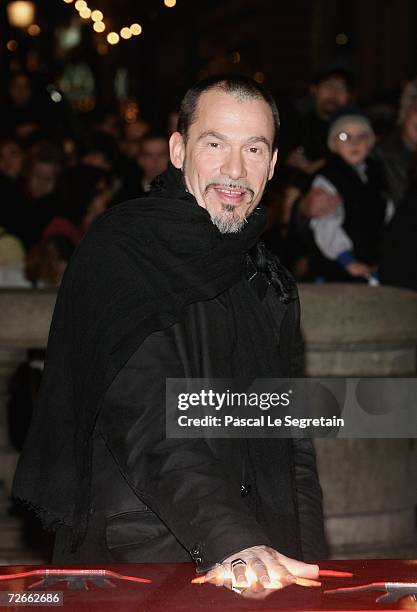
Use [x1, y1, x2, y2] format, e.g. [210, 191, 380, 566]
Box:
[245, 556, 271, 586]
[205, 566, 226, 587]
[232, 562, 249, 588]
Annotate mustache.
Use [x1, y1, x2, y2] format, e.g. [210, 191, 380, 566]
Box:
[205, 178, 255, 197]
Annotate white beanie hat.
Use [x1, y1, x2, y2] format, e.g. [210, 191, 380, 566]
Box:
[327, 114, 375, 148]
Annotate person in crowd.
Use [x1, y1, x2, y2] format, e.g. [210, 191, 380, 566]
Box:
[13, 75, 325, 598]
[0, 71, 71, 142]
[0, 224, 28, 287]
[42, 164, 112, 248]
[26, 165, 112, 287]
[136, 132, 169, 193]
[116, 132, 169, 201]
[285, 66, 354, 179]
[308, 110, 392, 282]
[15, 143, 64, 250]
[0, 137, 25, 181]
[91, 107, 122, 140]
[116, 119, 150, 200]
[80, 131, 118, 172]
[119, 119, 150, 162]
[0, 137, 26, 236]
[379, 151, 417, 291]
[25, 236, 73, 289]
[0, 71, 42, 141]
[266, 67, 354, 278]
[373, 79, 417, 206]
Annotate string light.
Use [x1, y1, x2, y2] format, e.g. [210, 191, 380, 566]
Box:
[93, 21, 105, 32]
[91, 9, 103, 21]
[107, 31, 119, 45]
[120, 27, 132, 39]
[130, 23, 142, 35]
[74, 0, 87, 10]
[79, 7, 91, 18]
[62, 0, 148, 47]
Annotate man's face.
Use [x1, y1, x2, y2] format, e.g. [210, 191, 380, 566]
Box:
[137, 138, 169, 182]
[330, 122, 373, 166]
[169, 89, 277, 232]
[401, 109, 417, 149]
[27, 162, 58, 199]
[312, 77, 351, 120]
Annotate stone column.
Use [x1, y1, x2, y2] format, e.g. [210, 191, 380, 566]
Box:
[299, 284, 417, 558]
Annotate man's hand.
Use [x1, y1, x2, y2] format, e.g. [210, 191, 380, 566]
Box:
[345, 261, 372, 278]
[300, 187, 341, 219]
[204, 545, 319, 599]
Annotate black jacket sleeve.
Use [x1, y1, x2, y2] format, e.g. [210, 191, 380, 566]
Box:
[98, 328, 271, 572]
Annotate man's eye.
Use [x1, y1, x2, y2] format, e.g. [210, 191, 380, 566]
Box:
[208, 142, 220, 148]
[249, 147, 260, 154]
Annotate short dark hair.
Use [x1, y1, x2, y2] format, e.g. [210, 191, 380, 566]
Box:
[312, 66, 355, 92]
[178, 75, 280, 151]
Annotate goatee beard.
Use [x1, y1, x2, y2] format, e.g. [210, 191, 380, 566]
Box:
[210, 204, 248, 233]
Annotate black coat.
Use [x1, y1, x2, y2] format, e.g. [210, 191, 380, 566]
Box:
[13, 165, 326, 566]
[57, 264, 326, 569]
[379, 184, 417, 291]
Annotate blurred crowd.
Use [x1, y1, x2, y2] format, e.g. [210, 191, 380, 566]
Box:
[0, 66, 417, 291]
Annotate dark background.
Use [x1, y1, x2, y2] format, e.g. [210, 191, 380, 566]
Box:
[2, 0, 417, 121]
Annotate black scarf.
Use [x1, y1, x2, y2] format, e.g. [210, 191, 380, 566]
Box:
[13, 164, 295, 546]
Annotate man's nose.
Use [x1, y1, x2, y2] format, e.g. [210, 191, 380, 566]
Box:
[220, 148, 247, 180]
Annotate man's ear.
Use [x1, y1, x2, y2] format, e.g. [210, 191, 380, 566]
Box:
[268, 149, 278, 180]
[169, 132, 185, 169]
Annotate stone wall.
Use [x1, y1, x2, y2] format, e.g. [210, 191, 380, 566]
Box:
[298, 284, 417, 558]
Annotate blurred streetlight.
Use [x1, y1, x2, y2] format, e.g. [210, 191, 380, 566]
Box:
[6, 1, 35, 28]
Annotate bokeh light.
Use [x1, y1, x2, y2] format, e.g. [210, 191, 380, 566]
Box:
[93, 21, 105, 33]
[120, 27, 132, 40]
[107, 31, 120, 45]
[130, 23, 142, 35]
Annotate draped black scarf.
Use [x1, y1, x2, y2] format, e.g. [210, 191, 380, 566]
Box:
[13, 164, 296, 548]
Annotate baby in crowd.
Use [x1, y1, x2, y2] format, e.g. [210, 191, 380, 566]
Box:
[309, 111, 393, 283]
